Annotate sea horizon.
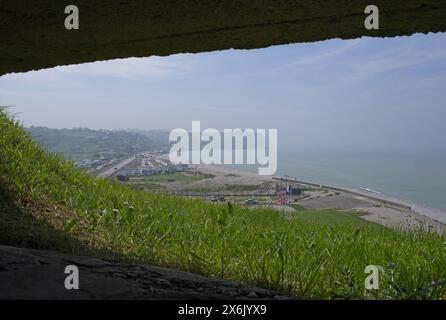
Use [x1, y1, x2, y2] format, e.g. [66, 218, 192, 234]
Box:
[218, 146, 446, 215]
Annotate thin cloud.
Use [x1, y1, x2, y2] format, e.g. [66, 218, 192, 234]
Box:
[0, 55, 194, 83]
[65, 56, 194, 80]
[266, 40, 360, 75]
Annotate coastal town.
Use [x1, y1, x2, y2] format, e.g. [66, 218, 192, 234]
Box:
[72, 151, 446, 233]
[115, 153, 189, 180]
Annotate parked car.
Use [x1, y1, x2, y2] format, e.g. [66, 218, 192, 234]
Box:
[244, 198, 257, 205]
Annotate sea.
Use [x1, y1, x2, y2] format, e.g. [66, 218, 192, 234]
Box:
[226, 147, 446, 214]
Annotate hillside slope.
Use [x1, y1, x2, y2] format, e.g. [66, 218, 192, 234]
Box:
[26, 126, 170, 161]
[1, 108, 446, 299]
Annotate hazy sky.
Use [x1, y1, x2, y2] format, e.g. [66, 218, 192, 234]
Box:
[1, 32, 445, 149]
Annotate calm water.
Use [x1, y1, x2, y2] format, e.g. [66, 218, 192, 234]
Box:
[280, 147, 446, 211]
[230, 147, 446, 212]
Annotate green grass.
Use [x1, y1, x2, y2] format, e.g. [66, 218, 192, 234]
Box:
[290, 210, 369, 226]
[121, 172, 205, 192]
[178, 184, 261, 193]
[289, 203, 307, 211]
[219, 184, 260, 192]
[123, 182, 167, 192]
[1, 108, 446, 299]
[125, 172, 204, 184]
[225, 173, 240, 177]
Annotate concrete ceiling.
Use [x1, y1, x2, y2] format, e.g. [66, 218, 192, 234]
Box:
[1, 1, 445, 76]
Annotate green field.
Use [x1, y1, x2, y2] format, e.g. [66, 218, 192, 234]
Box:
[125, 172, 205, 184]
[1, 108, 446, 299]
[120, 172, 206, 192]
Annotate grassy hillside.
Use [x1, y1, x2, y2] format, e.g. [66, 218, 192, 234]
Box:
[1, 108, 446, 299]
[27, 126, 170, 161]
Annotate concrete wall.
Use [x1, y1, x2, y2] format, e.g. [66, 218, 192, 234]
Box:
[1, 0, 445, 75]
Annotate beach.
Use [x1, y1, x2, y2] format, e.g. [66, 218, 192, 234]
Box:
[190, 163, 446, 233]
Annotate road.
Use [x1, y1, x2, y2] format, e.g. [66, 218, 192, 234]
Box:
[97, 155, 137, 179]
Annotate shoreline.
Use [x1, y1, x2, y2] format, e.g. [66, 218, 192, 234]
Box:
[190, 163, 446, 232]
[274, 176, 446, 225]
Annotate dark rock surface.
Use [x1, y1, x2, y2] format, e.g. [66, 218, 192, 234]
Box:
[1, 0, 445, 75]
[0, 245, 293, 300]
